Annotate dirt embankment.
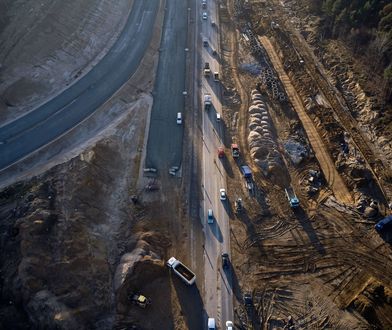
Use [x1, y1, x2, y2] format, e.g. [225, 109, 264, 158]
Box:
[0, 0, 133, 123]
[0, 102, 178, 329]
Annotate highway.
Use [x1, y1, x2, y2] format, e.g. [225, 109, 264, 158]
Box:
[0, 0, 159, 170]
[144, 0, 188, 170]
[199, 0, 234, 328]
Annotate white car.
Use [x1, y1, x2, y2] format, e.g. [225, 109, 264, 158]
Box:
[202, 12, 208, 20]
[176, 112, 182, 124]
[226, 321, 233, 330]
[220, 188, 227, 200]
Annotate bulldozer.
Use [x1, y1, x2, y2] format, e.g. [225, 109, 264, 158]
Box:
[130, 293, 151, 308]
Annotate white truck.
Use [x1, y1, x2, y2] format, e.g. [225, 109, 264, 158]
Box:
[285, 187, 300, 208]
[204, 62, 211, 77]
[204, 94, 212, 110]
[167, 257, 196, 285]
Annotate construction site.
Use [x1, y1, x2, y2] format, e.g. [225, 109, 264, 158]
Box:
[0, 0, 392, 329]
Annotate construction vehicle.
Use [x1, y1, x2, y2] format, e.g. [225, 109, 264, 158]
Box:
[130, 293, 151, 308]
[204, 93, 212, 110]
[285, 187, 300, 208]
[235, 198, 243, 213]
[231, 144, 240, 158]
[167, 257, 196, 285]
[204, 62, 211, 77]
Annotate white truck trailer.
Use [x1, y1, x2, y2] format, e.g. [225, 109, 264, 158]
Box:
[167, 257, 196, 285]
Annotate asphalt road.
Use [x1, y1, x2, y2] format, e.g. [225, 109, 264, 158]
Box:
[0, 0, 159, 170]
[144, 0, 189, 171]
[200, 0, 234, 328]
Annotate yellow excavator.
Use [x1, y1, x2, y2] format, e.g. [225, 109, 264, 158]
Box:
[130, 293, 151, 309]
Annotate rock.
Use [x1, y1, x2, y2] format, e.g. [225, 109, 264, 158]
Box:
[363, 206, 378, 218]
[284, 139, 309, 165]
[26, 290, 82, 330]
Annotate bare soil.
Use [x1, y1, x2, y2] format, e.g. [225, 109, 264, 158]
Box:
[0, 0, 134, 124]
[218, 0, 392, 329]
[0, 1, 194, 329]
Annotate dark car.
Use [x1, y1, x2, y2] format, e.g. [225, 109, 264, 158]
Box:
[221, 253, 229, 269]
[244, 292, 252, 306]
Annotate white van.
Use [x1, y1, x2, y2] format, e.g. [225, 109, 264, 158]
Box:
[177, 112, 182, 124]
[216, 113, 221, 122]
[208, 318, 216, 330]
[207, 209, 213, 224]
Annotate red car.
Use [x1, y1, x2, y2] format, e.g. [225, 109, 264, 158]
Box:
[218, 147, 225, 158]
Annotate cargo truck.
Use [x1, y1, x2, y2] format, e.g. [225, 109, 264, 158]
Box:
[285, 187, 300, 208]
[204, 62, 211, 76]
[241, 165, 254, 191]
[167, 257, 196, 285]
[204, 94, 212, 110]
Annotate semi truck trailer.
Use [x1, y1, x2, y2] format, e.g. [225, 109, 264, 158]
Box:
[167, 257, 196, 285]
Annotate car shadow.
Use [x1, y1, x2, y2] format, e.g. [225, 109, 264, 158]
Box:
[209, 220, 223, 243]
[222, 198, 234, 218]
[225, 259, 243, 302]
[172, 275, 205, 330]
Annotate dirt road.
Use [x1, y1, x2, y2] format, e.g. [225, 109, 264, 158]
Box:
[259, 36, 353, 205]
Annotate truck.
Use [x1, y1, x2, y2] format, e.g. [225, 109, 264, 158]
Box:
[241, 165, 254, 191]
[167, 257, 196, 285]
[204, 93, 212, 110]
[240, 165, 252, 178]
[231, 144, 240, 158]
[375, 215, 392, 233]
[204, 62, 211, 77]
[285, 187, 300, 208]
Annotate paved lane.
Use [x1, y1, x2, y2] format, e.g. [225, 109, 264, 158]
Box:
[0, 0, 159, 169]
[200, 0, 234, 328]
[144, 0, 188, 170]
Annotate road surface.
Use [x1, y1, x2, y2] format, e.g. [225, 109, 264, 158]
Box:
[200, 0, 234, 328]
[0, 0, 159, 170]
[144, 0, 189, 170]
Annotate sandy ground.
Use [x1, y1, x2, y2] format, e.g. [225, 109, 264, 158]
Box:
[217, 0, 392, 329]
[1, 0, 392, 329]
[0, 0, 133, 124]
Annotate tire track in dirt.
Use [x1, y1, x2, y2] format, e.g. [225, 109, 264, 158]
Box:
[225, 1, 251, 170]
[259, 36, 353, 206]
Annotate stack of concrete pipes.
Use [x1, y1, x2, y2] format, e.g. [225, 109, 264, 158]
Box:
[259, 67, 285, 101]
[247, 89, 281, 170]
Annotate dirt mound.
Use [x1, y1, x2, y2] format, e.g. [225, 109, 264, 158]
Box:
[0, 105, 153, 328]
[351, 280, 392, 329]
